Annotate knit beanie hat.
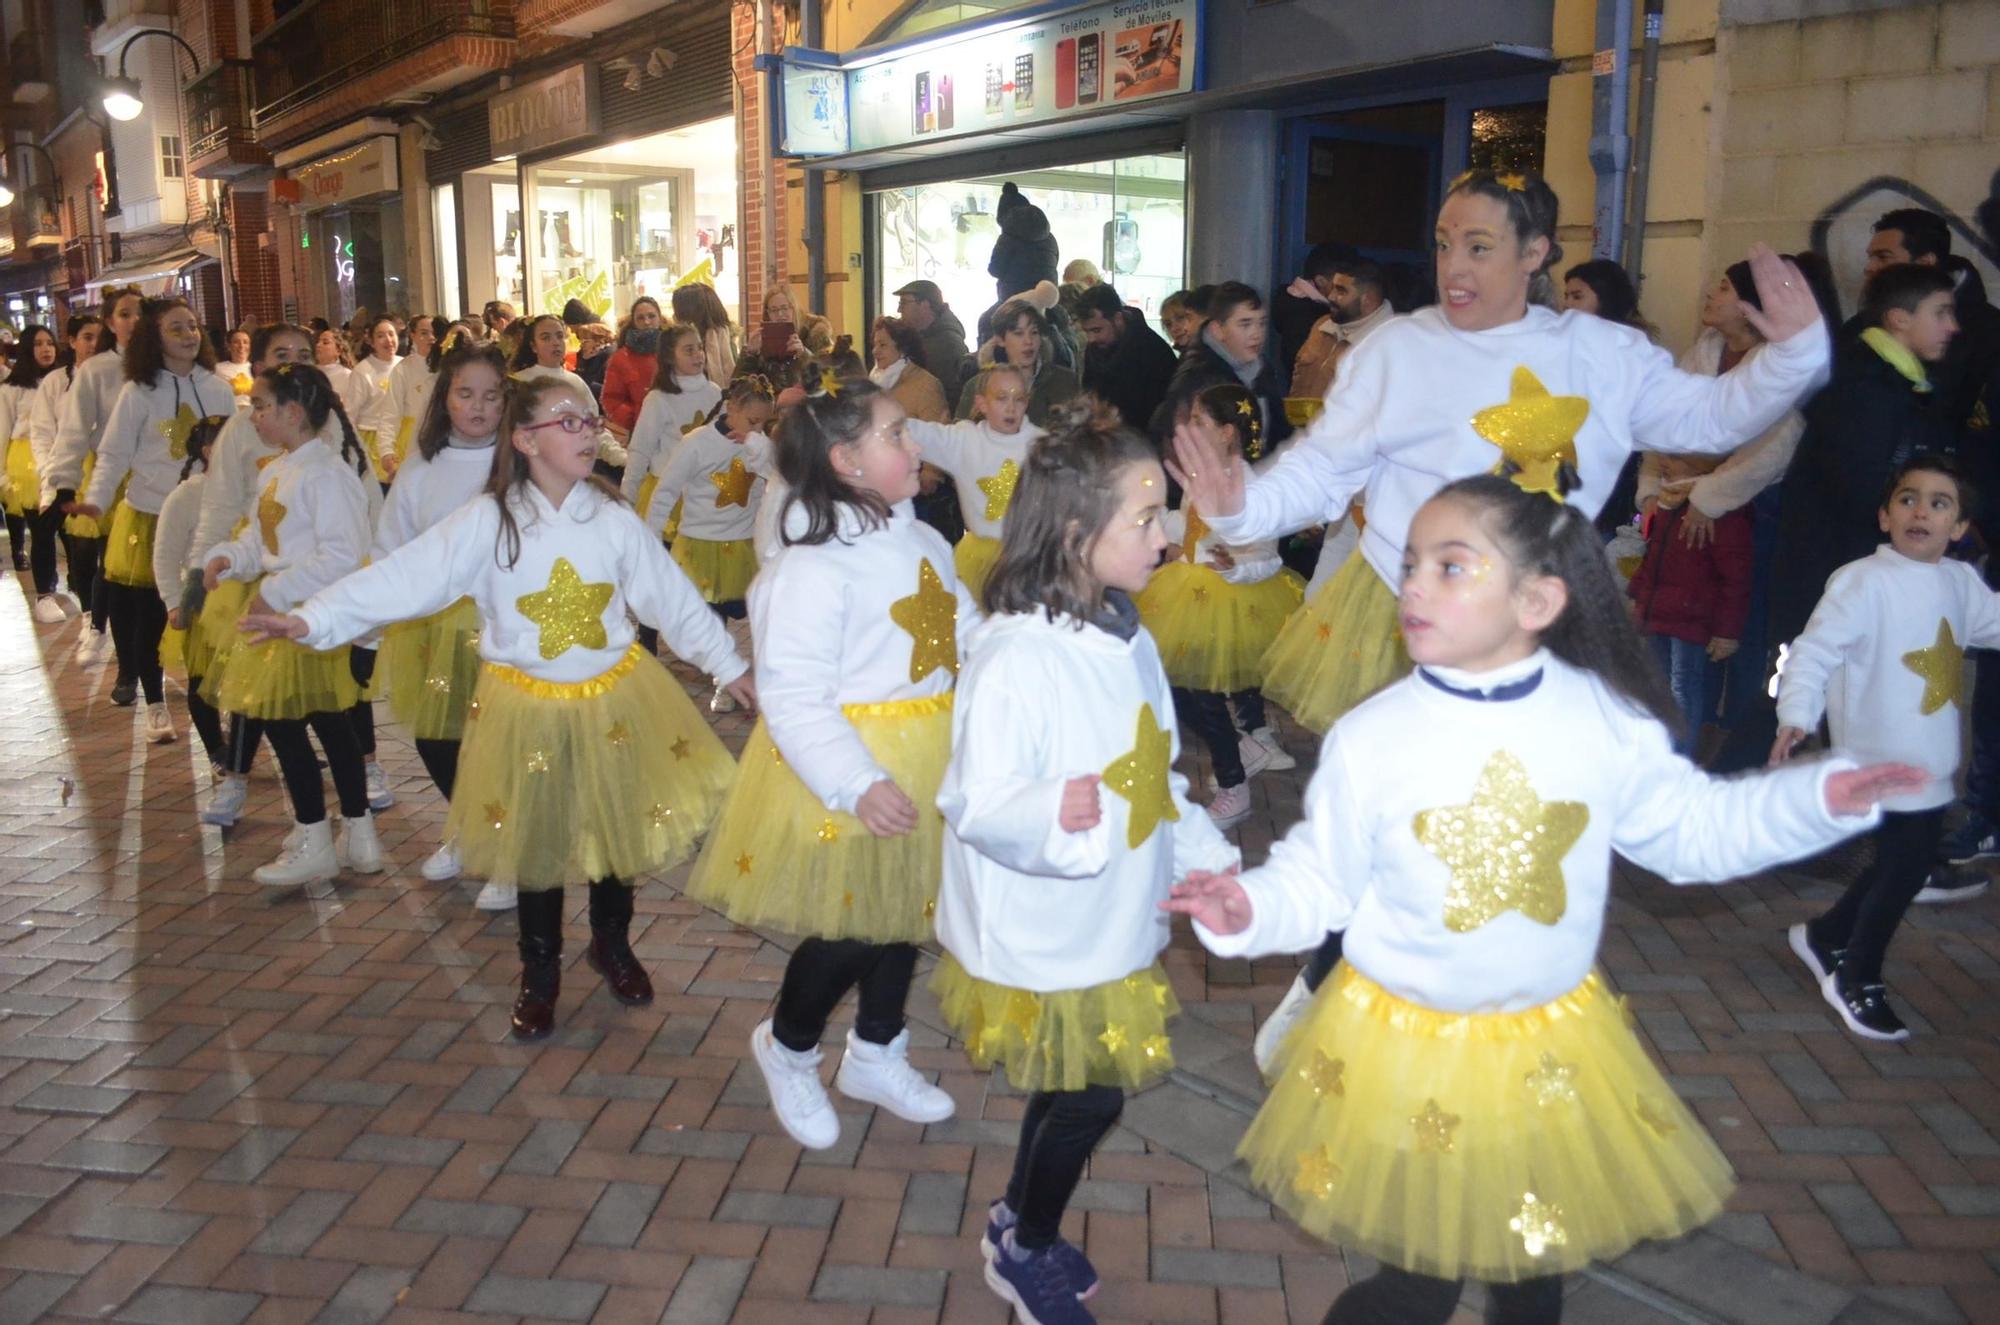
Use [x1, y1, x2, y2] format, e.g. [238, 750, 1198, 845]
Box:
[995, 182, 1026, 220]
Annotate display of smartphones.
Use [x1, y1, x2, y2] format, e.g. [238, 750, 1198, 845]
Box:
[985, 62, 1004, 113]
[1055, 38, 1077, 109]
[937, 74, 954, 130]
[1014, 52, 1034, 109]
[1077, 32, 1101, 105]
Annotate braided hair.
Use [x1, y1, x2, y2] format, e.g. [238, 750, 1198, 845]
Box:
[180, 414, 229, 481]
[257, 362, 369, 477]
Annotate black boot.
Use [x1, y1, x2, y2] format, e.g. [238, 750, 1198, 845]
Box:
[511, 887, 564, 1040]
[585, 880, 653, 1005]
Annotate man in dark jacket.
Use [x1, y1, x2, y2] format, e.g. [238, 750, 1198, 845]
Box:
[894, 280, 971, 397]
[1149, 281, 1292, 455]
[1076, 283, 1178, 433]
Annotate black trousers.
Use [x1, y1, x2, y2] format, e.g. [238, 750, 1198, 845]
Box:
[53, 513, 99, 610]
[1322, 1265, 1563, 1325]
[1005, 1085, 1124, 1249]
[20, 506, 57, 594]
[223, 713, 266, 776]
[415, 737, 459, 800]
[184, 673, 227, 768]
[84, 541, 109, 630]
[1807, 808, 1946, 985]
[771, 937, 917, 1052]
[1172, 687, 1266, 788]
[104, 580, 167, 702]
[1303, 929, 1345, 990]
[4, 511, 24, 566]
[347, 647, 376, 758]
[265, 709, 368, 824]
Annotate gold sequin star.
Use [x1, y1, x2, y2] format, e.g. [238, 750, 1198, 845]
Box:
[1316, 623, 1332, 641]
[1102, 703, 1180, 849]
[467, 698, 482, 721]
[1297, 1049, 1345, 1098]
[734, 852, 753, 876]
[649, 802, 673, 828]
[1903, 617, 1964, 715]
[1098, 1023, 1129, 1054]
[1634, 1094, 1679, 1138]
[256, 481, 286, 555]
[1410, 1098, 1460, 1154]
[816, 818, 841, 844]
[484, 801, 507, 829]
[1524, 1053, 1578, 1107]
[606, 721, 632, 746]
[976, 459, 1020, 523]
[923, 897, 936, 920]
[525, 749, 551, 774]
[888, 558, 958, 682]
[159, 402, 199, 460]
[1510, 1192, 1568, 1258]
[1293, 1146, 1342, 1200]
[516, 557, 615, 660]
[1141, 1035, 1172, 1061]
[670, 736, 691, 760]
[709, 456, 755, 509]
[1471, 366, 1590, 498]
[1414, 750, 1588, 933]
[1005, 991, 1040, 1036]
[425, 675, 451, 694]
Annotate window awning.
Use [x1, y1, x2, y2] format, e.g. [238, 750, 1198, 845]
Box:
[83, 247, 217, 297]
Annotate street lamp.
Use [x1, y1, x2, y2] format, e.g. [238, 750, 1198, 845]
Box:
[99, 27, 202, 122]
[0, 141, 61, 212]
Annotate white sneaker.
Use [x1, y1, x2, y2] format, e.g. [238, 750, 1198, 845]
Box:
[1914, 876, 1990, 905]
[201, 775, 248, 827]
[143, 702, 177, 744]
[337, 813, 384, 874]
[1238, 727, 1296, 777]
[253, 820, 338, 887]
[421, 842, 462, 882]
[751, 1018, 841, 1149]
[364, 762, 394, 811]
[72, 629, 108, 666]
[475, 880, 517, 911]
[709, 683, 737, 713]
[835, 1028, 956, 1124]
[1253, 970, 1315, 1078]
[32, 595, 67, 624]
[1207, 782, 1252, 830]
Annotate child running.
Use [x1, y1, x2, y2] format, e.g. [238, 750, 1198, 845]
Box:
[934, 401, 1239, 1325]
[1165, 473, 1919, 1325]
[902, 363, 1045, 598]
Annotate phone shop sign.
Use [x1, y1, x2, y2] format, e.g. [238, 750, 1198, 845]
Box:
[843, 0, 1197, 153]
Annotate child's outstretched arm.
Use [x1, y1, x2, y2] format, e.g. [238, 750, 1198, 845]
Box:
[624, 514, 753, 707]
[1770, 563, 1868, 765]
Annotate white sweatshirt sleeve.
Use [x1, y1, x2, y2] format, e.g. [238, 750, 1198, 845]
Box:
[1774, 566, 1868, 732]
[643, 434, 704, 539]
[83, 383, 144, 512]
[938, 668, 1110, 878]
[294, 499, 491, 649]
[261, 471, 372, 613]
[151, 482, 201, 612]
[44, 365, 104, 498]
[904, 418, 968, 476]
[1626, 322, 1828, 457]
[623, 518, 749, 685]
[371, 461, 423, 558]
[27, 372, 63, 469]
[1967, 575, 2000, 651]
[622, 392, 666, 502]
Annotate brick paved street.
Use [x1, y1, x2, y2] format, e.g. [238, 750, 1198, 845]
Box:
[1, 579, 1997, 1325]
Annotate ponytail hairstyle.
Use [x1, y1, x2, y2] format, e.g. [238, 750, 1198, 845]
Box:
[2, 325, 55, 389]
[1193, 381, 1264, 461]
[124, 297, 218, 384]
[59, 314, 103, 371]
[428, 320, 481, 371]
[1445, 169, 1564, 308]
[180, 413, 229, 481]
[415, 341, 508, 461]
[648, 321, 704, 394]
[1429, 471, 1681, 738]
[257, 362, 369, 478]
[773, 374, 890, 547]
[508, 314, 567, 372]
[982, 396, 1161, 623]
[485, 374, 626, 570]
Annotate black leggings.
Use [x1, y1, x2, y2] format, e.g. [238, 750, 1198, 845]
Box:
[1808, 808, 1946, 985]
[184, 673, 228, 768]
[20, 507, 57, 594]
[1303, 930, 1344, 991]
[1005, 1086, 1124, 1249]
[265, 709, 368, 825]
[415, 737, 459, 800]
[1172, 686, 1266, 788]
[1322, 1265, 1562, 1325]
[347, 647, 376, 758]
[104, 580, 167, 703]
[82, 541, 109, 630]
[771, 937, 917, 1052]
[223, 713, 266, 776]
[5, 511, 24, 565]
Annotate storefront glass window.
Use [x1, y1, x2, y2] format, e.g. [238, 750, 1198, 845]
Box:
[434, 182, 462, 323]
[309, 198, 408, 324]
[491, 177, 526, 311]
[875, 151, 1185, 326]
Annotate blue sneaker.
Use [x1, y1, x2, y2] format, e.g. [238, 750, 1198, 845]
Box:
[1939, 811, 2000, 864]
[984, 1230, 1095, 1325]
[982, 1200, 1099, 1300]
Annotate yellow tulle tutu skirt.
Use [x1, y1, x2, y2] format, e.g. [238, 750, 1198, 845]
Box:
[933, 956, 1181, 1093]
[194, 578, 254, 695]
[1138, 561, 1305, 693]
[65, 457, 112, 539]
[102, 501, 158, 588]
[1260, 549, 1409, 733]
[687, 693, 953, 943]
[381, 596, 481, 740]
[635, 476, 683, 541]
[953, 532, 1001, 601]
[671, 535, 755, 603]
[446, 644, 736, 890]
[160, 624, 186, 676]
[213, 589, 359, 719]
[1241, 965, 1733, 1284]
[4, 437, 37, 517]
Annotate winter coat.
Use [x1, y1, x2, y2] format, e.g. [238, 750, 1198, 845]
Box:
[1082, 311, 1179, 434]
[1627, 500, 1755, 645]
[601, 345, 659, 434]
[1149, 331, 1293, 455]
[988, 200, 1059, 301]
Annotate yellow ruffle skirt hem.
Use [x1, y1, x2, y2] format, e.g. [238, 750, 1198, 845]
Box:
[65, 457, 111, 539]
[1240, 965, 1734, 1284]
[4, 437, 37, 517]
[1138, 561, 1305, 693]
[671, 534, 755, 603]
[1259, 548, 1409, 733]
[194, 578, 254, 698]
[160, 624, 186, 676]
[686, 693, 952, 943]
[933, 955, 1181, 1093]
[445, 644, 735, 890]
[953, 532, 1001, 601]
[102, 501, 159, 588]
[214, 635, 358, 721]
[381, 596, 482, 740]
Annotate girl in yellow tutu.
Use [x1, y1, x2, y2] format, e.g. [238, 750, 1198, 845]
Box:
[153, 413, 229, 762]
[48, 292, 143, 667]
[934, 401, 1239, 1324]
[25, 315, 103, 625]
[901, 364, 1044, 599]
[371, 340, 508, 898]
[1138, 383, 1305, 832]
[1166, 474, 1922, 1325]
[688, 374, 969, 1150]
[620, 320, 722, 521]
[243, 373, 751, 1040]
[640, 374, 775, 626]
[2, 325, 57, 594]
[203, 363, 381, 886]
[369, 316, 447, 481]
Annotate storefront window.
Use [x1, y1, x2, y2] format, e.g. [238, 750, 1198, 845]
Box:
[309, 199, 408, 325]
[875, 151, 1185, 326]
[491, 176, 526, 311]
[433, 182, 462, 323]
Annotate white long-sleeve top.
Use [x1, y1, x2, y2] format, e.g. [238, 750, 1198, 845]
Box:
[26, 363, 74, 471]
[152, 473, 206, 613]
[936, 608, 1241, 990]
[1205, 305, 1829, 588]
[513, 363, 625, 467]
[216, 359, 254, 408]
[190, 411, 377, 562]
[1635, 330, 1805, 518]
[1197, 651, 1875, 1013]
[204, 437, 371, 613]
[294, 479, 748, 688]
[1162, 499, 1284, 585]
[904, 417, 1044, 541]
[0, 381, 32, 445]
[42, 347, 125, 503]
[374, 438, 493, 557]
[374, 354, 436, 453]
[323, 361, 359, 413]
[641, 422, 773, 542]
[751, 500, 978, 814]
[621, 378, 722, 505]
[85, 367, 232, 515]
[1776, 546, 2000, 811]
[352, 353, 399, 419]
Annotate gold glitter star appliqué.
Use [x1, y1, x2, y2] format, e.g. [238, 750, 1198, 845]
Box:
[1902, 616, 1964, 715]
[976, 459, 1020, 522]
[1102, 703, 1180, 849]
[256, 481, 286, 556]
[1097, 1023, 1128, 1054]
[709, 456, 755, 509]
[1414, 750, 1588, 933]
[888, 558, 958, 682]
[159, 402, 199, 461]
[516, 557, 615, 660]
[1293, 1146, 1342, 1200]
[1410, 1098, 1461, 1154]
[1524, 1053, 1578, 1107]
[1510, 1192, 1568, 1258]
[1470, 366, 1590, 498]
[1297, 1049, 1345, 1099]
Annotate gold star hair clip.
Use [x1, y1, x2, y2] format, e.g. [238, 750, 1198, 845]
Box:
[1235, 397, 1265, 460]
[816, 367, 842, 398]
[1497, 172, 1530, 193]
[439, 327, 465, 354]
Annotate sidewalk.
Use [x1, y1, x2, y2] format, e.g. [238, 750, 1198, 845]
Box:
[0, 578, 1996, 1325]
